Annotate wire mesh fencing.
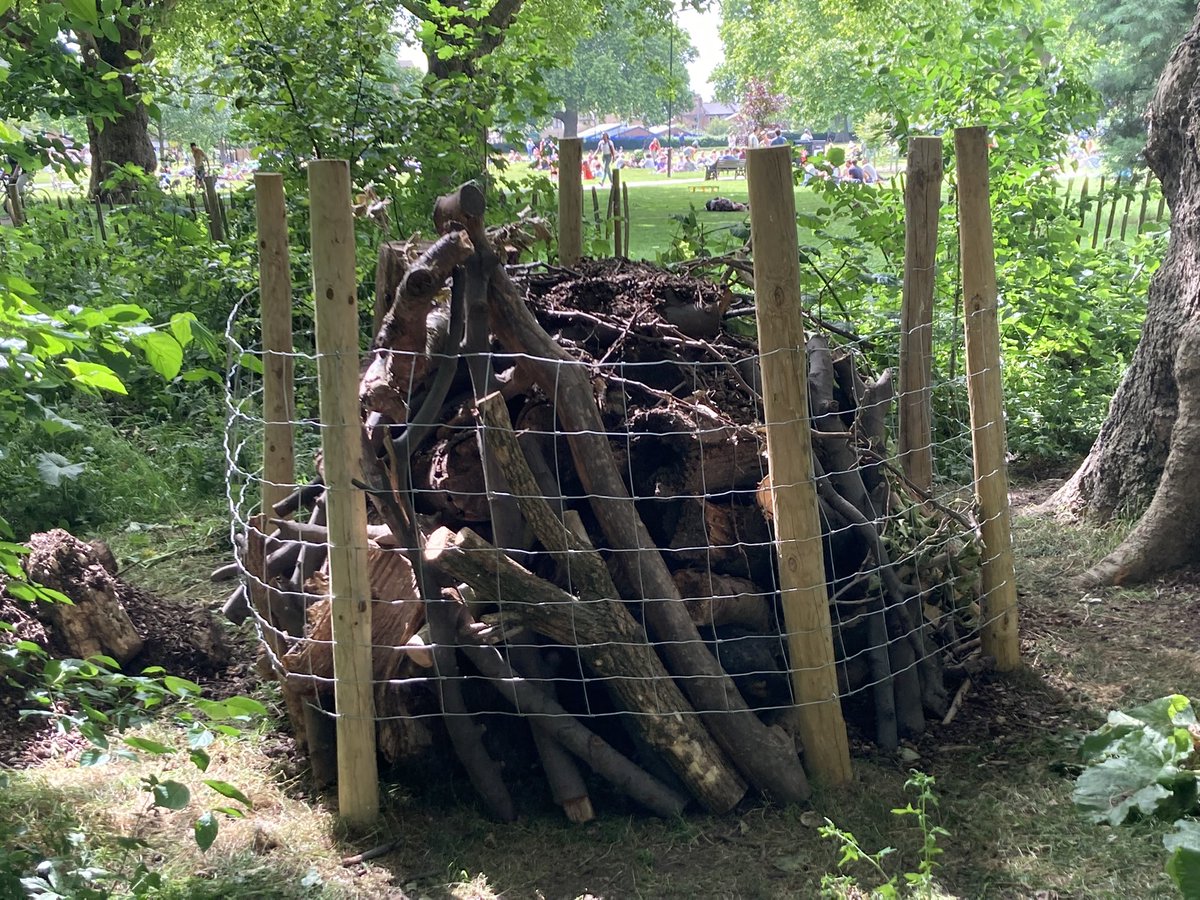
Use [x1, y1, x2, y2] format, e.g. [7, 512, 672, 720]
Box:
[222, 254, 1012, 818]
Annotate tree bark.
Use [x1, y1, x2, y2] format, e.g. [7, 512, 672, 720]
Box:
[79, 13, 156, 200]
[1051, 12, 1200, 582]
[556, 102, 580, 139]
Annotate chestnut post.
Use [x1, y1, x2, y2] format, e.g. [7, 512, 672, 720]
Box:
[308, 159, 379, 823]
[558, 138, 583, 265]
[954, 127, 1020, 672]
[899, 136, 943, 493]
[746, 146, 852, 785]
[203, 175, 226, 242]
[255, 173, 295, 520]
[610, 167, 623, 257]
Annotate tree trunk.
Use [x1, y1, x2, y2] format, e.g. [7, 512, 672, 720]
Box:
[556, 102, 580, 139]
[1050, 11, 1200, 583]
[79, 16, 156, 200]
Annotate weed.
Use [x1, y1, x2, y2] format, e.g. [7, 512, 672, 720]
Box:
[819, 771, 952, 899]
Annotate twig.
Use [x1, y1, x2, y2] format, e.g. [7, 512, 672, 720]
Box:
[341, 840, 402, 866]
[940, 678, 972, 726]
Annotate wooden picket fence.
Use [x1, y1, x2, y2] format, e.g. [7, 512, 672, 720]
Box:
[28, 185, 243, 245]
[1059, 171, 1168, 247]
[887, 169, 1168, 248]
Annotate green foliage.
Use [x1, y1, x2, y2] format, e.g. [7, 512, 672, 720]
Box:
[819, 771, 951, 898]
[541, 0, 695, 128]
[1087, 0, 1195, 169]
[656, 205, 749, 264]
[1072, 695, 1200, 898]
[0, 636, 264, 893]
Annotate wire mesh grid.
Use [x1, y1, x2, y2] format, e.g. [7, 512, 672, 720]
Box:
[222, 266, 1011, 770]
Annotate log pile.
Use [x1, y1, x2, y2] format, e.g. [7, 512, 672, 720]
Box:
[221, 183, 986, 821]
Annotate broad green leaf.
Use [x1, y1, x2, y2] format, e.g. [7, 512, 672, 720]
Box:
[222, 695, 268, 718]
[203, 779, 252, 807]
[169, 313, 195, 348]
[133, 331, 184, 379]
[63, 0, 99, 26]
[123, 736, 176, 755]
[152, 779, 191, 810]
[1166, 820, 1200, 900]
[194, 811, 218, 851]
[163, 675, 202, 697]
[38, 408, 83, 435]
[0, 120, 20, 142]
[1072, 733, 1177, 826]
[35, 452, 86, 487]
[189, 748, 211, 771]
[79, 748, 110, 767]
[64, 360, 127, 394]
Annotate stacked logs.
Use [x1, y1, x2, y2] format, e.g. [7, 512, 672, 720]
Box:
[219, 182, 985, 821]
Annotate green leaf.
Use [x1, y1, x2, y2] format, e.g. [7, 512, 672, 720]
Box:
[169, 313, 195, 349]
[163, 675, 202, 697]
[64, 360, 127, 395]
[152, 779, 191, 810]
[35, 452, 86, 487]
[132, 331, 184, 380]
[79, 748, 110, 766]
[203, 779, 252, 808]
[1166, 820, 1200, 900]
[222, 695, 268, 718]
[1072, 732, 1178, 826]
[189, 748, 211, 772]
[194, 811, 219, 851]
[124, 736, 176, 756]
[63, 0, 99, 27]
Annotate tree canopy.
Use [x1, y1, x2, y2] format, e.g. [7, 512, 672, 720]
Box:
[541, 0, 694, 137]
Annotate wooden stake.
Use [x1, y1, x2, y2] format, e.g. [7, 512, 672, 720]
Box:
[1104, 173, 1122, 244]
[1091, 175, 1106, 248]
[1077, 177, 1089, 242]
[94, 196, 107, 241]
[1120, 172, 1138, 241]
[558, 138, 583, 265]
[255, 173, 295, 520]
[622, 181, 631, 257]
[746, 145, 852, 785]
[610, 167, 623, 257]
[899, 136, 942, 493]
[308, 159, 379, 825]
[954, 127, 1020, 673]
[1137, 179, 1150, 234]
[203, 175, 226, 242]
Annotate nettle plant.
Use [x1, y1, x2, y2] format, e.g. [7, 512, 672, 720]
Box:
[1072, 695, 1200, 897]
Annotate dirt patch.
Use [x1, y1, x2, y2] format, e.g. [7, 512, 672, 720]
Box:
[0, 530, 256, 767]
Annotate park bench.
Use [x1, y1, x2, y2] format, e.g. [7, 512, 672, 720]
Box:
[705, 158, 746, 180]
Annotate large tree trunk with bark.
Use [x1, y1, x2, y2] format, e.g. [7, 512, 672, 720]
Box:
[556, 102, 580, 139]
[79, 14, 156, 200]
[1050, 11, 1200, 583]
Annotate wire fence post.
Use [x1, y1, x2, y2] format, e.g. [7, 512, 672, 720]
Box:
[558, 138, 583, 265]
[255, 173, 295, 521]
[899, 136, 943, 493]
[308, 159, 379, 824]
[746, 145, 852, 785]
[954, 127, 1020, 672]
[203, 174, 226, 242]
[610, 167, 623, 257]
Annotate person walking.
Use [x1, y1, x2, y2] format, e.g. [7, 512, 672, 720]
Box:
[597, 132, 616, 185]
[189, 142, 209, 189]
[769, 128, 789, 147]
